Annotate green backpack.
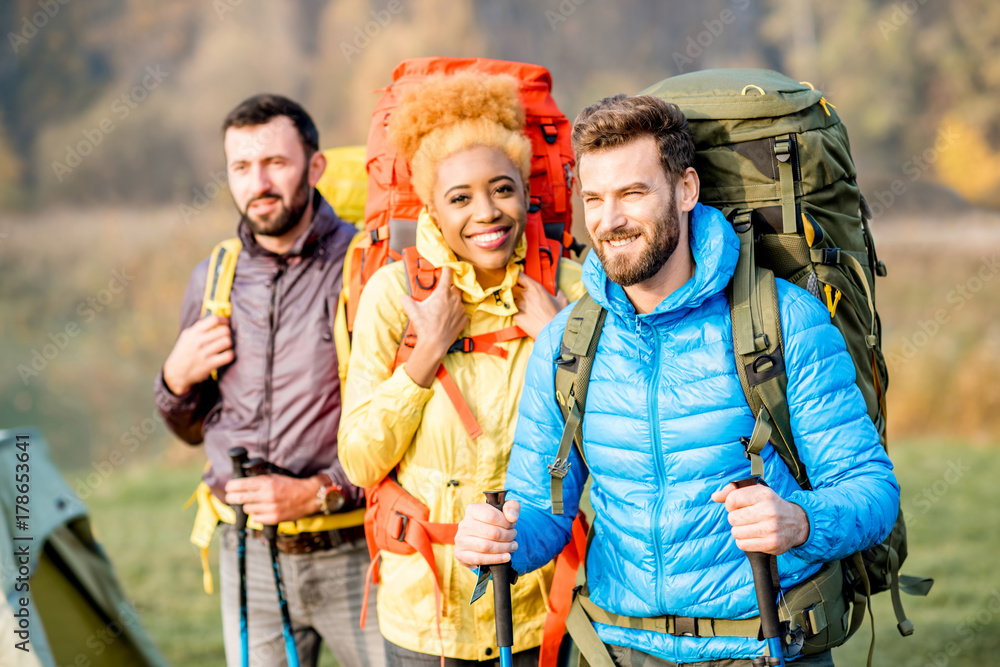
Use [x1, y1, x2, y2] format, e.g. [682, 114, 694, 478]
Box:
[549, 69, 932, 666]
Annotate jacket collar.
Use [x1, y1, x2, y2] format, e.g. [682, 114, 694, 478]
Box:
[415, 208, 527, 315]
[238, 190, 340, 259]
[582, 202, 739, 321]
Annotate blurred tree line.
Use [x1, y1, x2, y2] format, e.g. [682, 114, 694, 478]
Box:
[1, 0, 996, 212]
[2, 0, 998, 468]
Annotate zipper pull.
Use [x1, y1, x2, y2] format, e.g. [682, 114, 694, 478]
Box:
[823, 284, 841, 319]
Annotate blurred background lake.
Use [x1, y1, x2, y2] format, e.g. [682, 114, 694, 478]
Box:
[1, 0, 998, 665]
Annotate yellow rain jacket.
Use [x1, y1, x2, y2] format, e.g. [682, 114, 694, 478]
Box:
[339, 210, 585, 660]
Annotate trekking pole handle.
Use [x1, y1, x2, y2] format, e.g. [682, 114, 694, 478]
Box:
[733, 478, 785, 666]
[228, 447, 250, 529]
[484, 490, 514, 649]
[243, 458, 278, 542]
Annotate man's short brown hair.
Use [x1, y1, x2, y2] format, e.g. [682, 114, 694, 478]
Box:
[571, 94, 695, 184]
[222, 93, 319, 155]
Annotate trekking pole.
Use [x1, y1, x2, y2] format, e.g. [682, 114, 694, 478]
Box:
[484, 490, 514, 667]
[733, 477, 786, 667]
[244, 458, 300, 667]
[228, 447, 250, 667]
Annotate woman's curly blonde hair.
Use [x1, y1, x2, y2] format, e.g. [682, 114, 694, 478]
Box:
[389, 72, 532, 204]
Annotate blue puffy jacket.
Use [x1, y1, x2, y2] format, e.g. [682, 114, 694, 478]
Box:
[506, 203, 899, 663]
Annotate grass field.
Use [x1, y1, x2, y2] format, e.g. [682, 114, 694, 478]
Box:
[81, 439, 999, 667]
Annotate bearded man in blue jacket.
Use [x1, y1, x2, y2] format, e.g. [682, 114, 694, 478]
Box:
[454, 93, 899, 666]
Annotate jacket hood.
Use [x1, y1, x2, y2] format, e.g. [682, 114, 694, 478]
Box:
[581, 202, 739, 321]
[415, 207, 528, 316]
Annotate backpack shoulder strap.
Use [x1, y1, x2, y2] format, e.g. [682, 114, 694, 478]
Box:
[201, 237, 242, 319]
[400, 245, 441, 302]
[201, 238, 242, 382]
[335, 230, 369, 385]
[549, 292, 606, 515]
[727, 211, 811, 489]
[394, 246, 442, 370]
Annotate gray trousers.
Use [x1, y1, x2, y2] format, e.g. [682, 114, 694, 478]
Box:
[608, 644, 835, 667]
[219, 525, 385, 667]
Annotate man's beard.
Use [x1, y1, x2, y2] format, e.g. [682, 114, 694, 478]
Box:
[240, 168, 312, 238]
[590, 192, 681, 287]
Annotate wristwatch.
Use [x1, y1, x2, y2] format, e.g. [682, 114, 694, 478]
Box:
[316, 479, 346, 515]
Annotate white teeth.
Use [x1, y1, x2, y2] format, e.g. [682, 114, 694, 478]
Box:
[608, 236, 638, 248]
[473, 230, 506, 243]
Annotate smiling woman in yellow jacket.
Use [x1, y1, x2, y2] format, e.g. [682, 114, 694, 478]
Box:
[338, 73, 585, 665]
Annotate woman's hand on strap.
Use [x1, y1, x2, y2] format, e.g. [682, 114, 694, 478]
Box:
[513, 273, 569, 340]
[401, 266, 469, 388]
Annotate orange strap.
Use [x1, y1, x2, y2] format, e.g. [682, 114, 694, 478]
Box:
[434, 365, 483, 440]
[539, 512, 589, 667]
[542, 118, 568, 215]
[346, 245, 365, 332]
[360, 516, 457, 667]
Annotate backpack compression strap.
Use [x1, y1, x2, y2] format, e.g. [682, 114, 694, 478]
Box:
[393, 247, 526, 440]
[550, 293, 606, 515]
[522, 210, 562, 297]
[201, 238, 242, 381]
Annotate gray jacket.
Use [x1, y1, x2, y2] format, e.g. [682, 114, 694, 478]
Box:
[155, 193, 362, 507]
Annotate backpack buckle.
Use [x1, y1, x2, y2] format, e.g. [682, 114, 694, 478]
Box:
[819, 248, 841, 265]
[774, 137, 792, 161]
[541, 124, 558, 145]
[547, 458, 571, 479]
[673, 616, 700, 637]
[392, 511, 410, 542]
[449, 337, 474, 353]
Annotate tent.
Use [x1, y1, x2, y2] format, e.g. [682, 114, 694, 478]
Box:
[0, 428, 166, 667]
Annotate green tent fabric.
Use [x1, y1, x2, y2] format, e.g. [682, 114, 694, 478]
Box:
[0, 428, 167, 667]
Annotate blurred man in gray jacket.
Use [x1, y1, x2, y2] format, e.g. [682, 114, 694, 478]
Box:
[155, 94, 383, 667]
